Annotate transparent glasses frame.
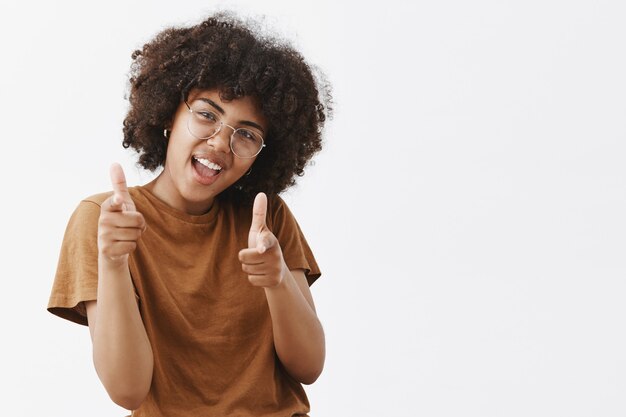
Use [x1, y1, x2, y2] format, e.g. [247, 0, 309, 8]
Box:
[184, 101, 266, 159]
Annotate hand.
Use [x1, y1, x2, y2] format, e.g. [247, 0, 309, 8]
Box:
[98, 163, 146, 265]
[238, 193, 287, 288]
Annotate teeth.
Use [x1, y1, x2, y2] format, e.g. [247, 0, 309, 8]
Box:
[194, 157, 222, 171]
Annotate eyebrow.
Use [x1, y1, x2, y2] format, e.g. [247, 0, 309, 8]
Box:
[196, 97, 266, 135]
[198, 98, 225, 114]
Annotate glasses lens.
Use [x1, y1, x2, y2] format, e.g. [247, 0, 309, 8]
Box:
[232, 129, 264, 158]
[187, 105, 220, 139]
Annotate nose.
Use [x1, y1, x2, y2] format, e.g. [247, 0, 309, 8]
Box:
[207, 123, 232, 154]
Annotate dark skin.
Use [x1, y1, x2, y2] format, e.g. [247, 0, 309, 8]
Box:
[85, 90, 325, 410]
[122, 13, 331, 205]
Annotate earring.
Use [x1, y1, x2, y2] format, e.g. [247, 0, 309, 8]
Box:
[245, 168, 252, 177]
[163, 129, 169, 138]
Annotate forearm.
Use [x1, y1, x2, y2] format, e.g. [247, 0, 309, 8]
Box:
[92, 257, 153, 409]
[264, 270, 325, 384]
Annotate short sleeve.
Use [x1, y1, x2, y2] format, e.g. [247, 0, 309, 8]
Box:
[268, 195, 321, 286]
[47, 199, 101, 326]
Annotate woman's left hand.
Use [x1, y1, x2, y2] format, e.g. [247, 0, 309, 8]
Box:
[238, 193, 287, 288]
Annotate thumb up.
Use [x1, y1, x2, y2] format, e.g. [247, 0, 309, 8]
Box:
[247, 192, 272, 252]
[108, 163, 136, 212]
[239, 193, 287, 288]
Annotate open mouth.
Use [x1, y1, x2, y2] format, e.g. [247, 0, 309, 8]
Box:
[193, 156, 222, 175]
[192, 156, 223, 184]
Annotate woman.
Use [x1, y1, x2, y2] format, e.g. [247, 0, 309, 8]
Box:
[48, 11, 331, 417]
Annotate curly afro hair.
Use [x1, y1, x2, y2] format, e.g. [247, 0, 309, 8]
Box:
[122, 11, 332, 204]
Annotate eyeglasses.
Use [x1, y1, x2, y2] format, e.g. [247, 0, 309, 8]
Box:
[184, 101, 266, 159]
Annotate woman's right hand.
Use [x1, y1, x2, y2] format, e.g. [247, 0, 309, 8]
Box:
[91, 165, 153, 411]
[98, 163, 146, 266]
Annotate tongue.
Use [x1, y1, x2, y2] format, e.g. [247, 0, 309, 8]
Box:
[193, 159, 220, 177]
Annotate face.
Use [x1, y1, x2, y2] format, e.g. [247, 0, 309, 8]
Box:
[151, 89, 268, 215]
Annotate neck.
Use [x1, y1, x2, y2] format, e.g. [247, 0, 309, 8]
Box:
[147, 173, 214, 216]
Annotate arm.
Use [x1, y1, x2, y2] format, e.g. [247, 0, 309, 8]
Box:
[239, 193, 325, 384]
[263, 268, 325, 384]
[87, 163, 153, 410]
[86, 261, 153, 410]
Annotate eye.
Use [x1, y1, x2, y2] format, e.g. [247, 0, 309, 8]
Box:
[236, 129, 261, 142]
[196, 109, 219, 123]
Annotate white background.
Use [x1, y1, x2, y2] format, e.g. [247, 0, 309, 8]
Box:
[1, 0, 625, 416]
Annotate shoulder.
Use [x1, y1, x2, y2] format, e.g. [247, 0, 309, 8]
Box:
[265, 194, 301, 233]
[77, 186, 143, 209]
[62, 192, 110, 234]
[219, 193, 296, 229]
[269, 194, 299, 218]
[81, 191, 114, 207]
[220, 192, 289, 215]
[267, 194, 290, 215]
[64, 190, 115, 227]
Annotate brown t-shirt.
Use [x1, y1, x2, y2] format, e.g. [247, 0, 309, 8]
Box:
[47, 183, 321, 417]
